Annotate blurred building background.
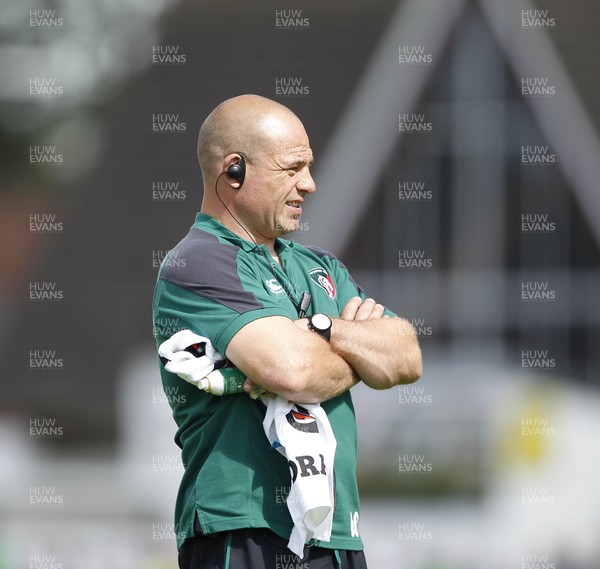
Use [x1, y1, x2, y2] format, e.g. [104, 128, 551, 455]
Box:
[1, 0, 599, 567]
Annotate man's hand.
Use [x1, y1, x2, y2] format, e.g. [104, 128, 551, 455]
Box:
[340, 296, 385, 321]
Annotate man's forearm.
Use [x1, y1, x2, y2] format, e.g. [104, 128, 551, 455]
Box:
[237, 318, 361, 404]
[273, 344, 360, 404]
[330, 317, 422, 389]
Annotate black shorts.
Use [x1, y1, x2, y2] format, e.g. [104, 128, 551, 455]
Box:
[178, 527, 368, 569]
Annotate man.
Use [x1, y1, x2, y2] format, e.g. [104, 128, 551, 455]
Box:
[152, 94, 422, 569]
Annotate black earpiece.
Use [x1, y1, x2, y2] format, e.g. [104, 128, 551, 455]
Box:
[226, 156, 246, 188]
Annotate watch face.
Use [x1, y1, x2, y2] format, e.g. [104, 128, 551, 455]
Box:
[311, 313, 331, 331]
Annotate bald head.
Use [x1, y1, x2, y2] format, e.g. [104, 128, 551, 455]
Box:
[197, 94, 302, 184]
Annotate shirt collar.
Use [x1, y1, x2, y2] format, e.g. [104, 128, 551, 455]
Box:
[193, 212, 295, 254]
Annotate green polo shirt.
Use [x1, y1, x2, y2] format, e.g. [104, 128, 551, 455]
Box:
[152, 213, 394, 551]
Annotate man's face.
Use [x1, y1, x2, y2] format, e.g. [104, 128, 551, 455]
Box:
[236, 115, 316, 240]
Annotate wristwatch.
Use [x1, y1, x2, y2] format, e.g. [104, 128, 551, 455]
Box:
[308, 313, 332, 341]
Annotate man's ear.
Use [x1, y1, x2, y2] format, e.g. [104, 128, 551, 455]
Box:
[222, 154, 246, 189]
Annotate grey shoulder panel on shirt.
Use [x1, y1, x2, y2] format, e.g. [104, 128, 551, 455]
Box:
[159, 228, 265, 313]
[303, 245, 332, 260]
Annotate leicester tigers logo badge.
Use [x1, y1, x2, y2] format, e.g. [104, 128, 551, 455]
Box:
[309, 268, 336, 300]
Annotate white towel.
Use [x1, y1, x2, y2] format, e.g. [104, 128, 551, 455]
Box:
[262, 397, 337, 558]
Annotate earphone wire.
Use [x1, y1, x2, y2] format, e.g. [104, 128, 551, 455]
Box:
[214, 172, 303, 314]
[214, 171, 259, 248]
